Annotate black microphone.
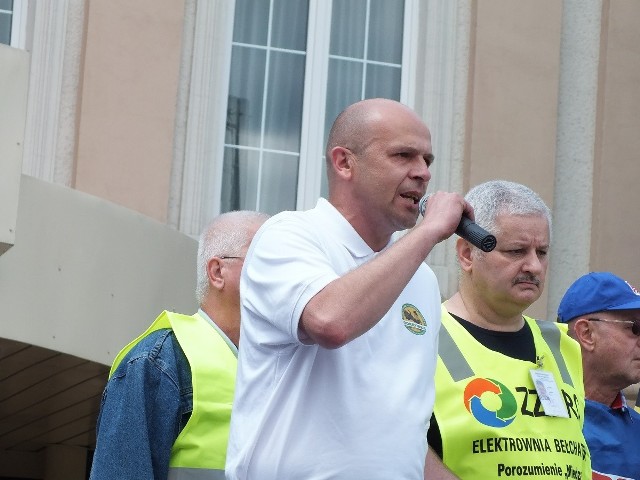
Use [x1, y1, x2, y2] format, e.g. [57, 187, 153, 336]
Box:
[419, 196, 497, 252]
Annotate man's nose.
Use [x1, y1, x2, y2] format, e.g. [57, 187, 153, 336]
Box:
[411, 158, 431, 183]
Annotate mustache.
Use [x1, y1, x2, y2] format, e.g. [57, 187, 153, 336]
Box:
[513, 275, 540, 286]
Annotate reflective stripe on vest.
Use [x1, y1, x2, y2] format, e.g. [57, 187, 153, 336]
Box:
[439, 314, 572, 386]
[535, 319, 573, 387]
[438, 320, 474, 382]
[168, 466, 226, 480]
[111, 311, 236, 475]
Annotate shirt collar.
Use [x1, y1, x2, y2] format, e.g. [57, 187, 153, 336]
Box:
[314, 198, 393, 258]
[611, 391, 626, 410]
[197, 309, 238, 356]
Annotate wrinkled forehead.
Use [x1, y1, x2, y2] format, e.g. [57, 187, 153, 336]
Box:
[494, 213, 550, 240]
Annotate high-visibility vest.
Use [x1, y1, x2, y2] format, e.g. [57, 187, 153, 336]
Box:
[111, 311, 236, 480]
[433, 307, 591, 479]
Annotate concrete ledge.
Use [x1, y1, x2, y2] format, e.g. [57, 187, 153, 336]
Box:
[0, 45, 29, 255]
[0, 175, 198, 365]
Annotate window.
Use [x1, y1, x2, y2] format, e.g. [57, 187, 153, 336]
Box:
[324, 0, 404, 137]
[0, 0, 27, 49]
[0, 0, 13, 45]
[222, 0, 309, 215]
[222, 0, 411, 215]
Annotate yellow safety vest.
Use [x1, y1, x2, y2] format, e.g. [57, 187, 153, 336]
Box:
[433, 307, 591, 480]
[111, 311, 236, 480]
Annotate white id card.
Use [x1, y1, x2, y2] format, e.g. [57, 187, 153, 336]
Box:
[529, 369, 569, 418]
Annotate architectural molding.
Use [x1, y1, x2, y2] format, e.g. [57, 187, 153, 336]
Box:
[547, 0, 602, 318]
[54, 0, 84, 186]
[20, 0, 84, 187]
[414, 0, 472, 297]
[174, 0, 235, 236]
[168, 0, 196, 231]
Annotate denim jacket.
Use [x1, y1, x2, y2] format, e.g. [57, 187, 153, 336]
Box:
[90, 310, 237, 480]
[89, 326, 193, 480]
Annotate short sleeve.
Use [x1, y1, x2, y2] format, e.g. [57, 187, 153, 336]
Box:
[241, 215, 340, 345]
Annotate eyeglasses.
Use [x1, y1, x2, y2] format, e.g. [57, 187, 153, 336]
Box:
[219, 256, 244, 260]
[586, 317, 640, 336]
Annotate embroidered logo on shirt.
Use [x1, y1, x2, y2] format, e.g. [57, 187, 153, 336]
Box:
[401, 303, 427, 335]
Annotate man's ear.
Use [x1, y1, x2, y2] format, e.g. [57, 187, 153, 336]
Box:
[456, 237, 473, 272]
[572, 318, 596, 352]
[207, 258, 225, 291]
[329, 146, 354, 180]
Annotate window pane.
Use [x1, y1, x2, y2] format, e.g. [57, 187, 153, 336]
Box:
[226, 96, 247, 145]
[325, 58, 363, 143]
[233, 0, 269, 45]
[224, 0, 408, 215]
[264, 51, 305, 152]
[227, 45, 266, 148]
[259, 152, 298, 214]
[0, 0, 13, 11]
[329, 0, 365, 58]
[272, 0, 309, 50]
[368, 0, 404, 63]
[0, 12, 11, 45]
[220, 147, 260, 212]
[365, 64, 401, 100]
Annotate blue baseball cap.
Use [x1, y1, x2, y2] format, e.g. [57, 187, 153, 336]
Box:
[557, 272, 640, 323]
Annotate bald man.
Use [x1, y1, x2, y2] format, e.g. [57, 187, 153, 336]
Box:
[226, 99, 472, 479]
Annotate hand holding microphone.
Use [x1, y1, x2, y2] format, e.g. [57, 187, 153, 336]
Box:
[419, 195, 496, 252]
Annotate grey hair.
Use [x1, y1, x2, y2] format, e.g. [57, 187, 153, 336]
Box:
[465, 180, 552, 242]
[195, 210, 270, 305]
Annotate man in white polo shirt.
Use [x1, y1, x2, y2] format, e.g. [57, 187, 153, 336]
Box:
[225, 98, 472, 479]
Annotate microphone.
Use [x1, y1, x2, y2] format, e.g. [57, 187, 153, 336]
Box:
[419, 196, 497, 252]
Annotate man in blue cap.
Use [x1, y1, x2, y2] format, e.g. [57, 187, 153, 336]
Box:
[558, 271, 640, 480]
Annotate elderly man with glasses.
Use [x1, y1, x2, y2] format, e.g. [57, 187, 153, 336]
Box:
[90, 211, 269, 480]
[558, 271, 640, 480]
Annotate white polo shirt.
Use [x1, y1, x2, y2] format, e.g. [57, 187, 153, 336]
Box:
[226, 198, 442, 480]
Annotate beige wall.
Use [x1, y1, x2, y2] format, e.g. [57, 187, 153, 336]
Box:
[18, 0, 640, 318]
[75, 0, 185, 223]
[466, 0, 562, 193]
[466, 0, 563, 319]
[10, 0, 640, 336]
[591, 0, 640, 287]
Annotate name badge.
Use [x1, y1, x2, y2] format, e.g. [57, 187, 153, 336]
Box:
[529, 369, 569, 418]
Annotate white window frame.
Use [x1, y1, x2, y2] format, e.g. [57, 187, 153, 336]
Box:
[5, 0, 29, 49]
[176, 0, 466, 238]
[173, 0, 236, 236]
[298, 0, 420, 210]
[294, 0, 332, 210]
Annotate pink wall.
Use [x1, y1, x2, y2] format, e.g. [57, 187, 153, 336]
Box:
[75, 0, 185, 222]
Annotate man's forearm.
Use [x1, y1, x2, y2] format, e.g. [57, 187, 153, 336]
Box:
[424, 446, 460, 480]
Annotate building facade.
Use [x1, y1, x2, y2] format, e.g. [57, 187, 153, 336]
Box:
[1, 0, 639, 478]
